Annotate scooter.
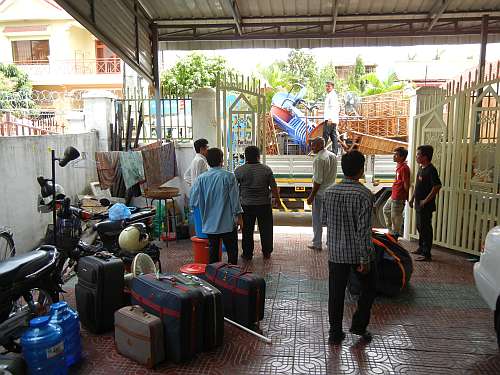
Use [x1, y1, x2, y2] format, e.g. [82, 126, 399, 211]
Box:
[0, 245, 61, 352]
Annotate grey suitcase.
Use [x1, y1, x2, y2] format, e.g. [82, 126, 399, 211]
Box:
[114, 305, 165, 368]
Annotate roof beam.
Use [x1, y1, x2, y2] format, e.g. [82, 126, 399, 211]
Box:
[332, 0, 339, 34]
[225, 0, 243, 36]
[428, 0, 452, 31]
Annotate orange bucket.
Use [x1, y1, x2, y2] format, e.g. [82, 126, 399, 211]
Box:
[179, 263, 206, 276]
[191, 236, 222, 264]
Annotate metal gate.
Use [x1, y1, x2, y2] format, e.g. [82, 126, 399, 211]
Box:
[216, 74, 267, 171]
[410, 78, 500, 255]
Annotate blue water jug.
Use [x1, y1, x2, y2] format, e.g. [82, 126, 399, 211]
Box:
[21, 316, 67, 375]
[49, 302, 82, 367]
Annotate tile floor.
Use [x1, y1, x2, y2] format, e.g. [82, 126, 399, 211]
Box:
[66, 228, 500, 374]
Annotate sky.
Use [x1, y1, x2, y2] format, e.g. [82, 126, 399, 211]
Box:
[160, 43, 500, 80]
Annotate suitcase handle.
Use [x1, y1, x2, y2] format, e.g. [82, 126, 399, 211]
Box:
[129, 305, 148, 316]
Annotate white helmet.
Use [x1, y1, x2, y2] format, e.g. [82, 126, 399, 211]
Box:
[118, 224, 149, 253]
[40, 183, 65, 205]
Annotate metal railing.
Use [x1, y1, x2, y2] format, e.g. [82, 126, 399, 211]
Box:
[116, 90, 192, 144]
[0, 111, 65, 136]
[14, 58, 121, 75]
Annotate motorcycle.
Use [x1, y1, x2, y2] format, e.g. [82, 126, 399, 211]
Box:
[37, 177, 160, 275]
[0, 245, 61, 352]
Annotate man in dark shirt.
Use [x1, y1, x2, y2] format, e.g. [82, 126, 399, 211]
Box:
[234, 146, 280, 260]
[409, 145, 442, 261]
[322, 150, 377, 345]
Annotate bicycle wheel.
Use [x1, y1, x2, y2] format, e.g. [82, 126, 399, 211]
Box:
[0, 229, 16, 260]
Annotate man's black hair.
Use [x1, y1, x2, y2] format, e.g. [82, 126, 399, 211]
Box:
[417, 144, 434, 161]
[194, 138, 209, 153]
[341, 150, 365, 178]
[244, 146, 260, 163]
[394, 147, 408, 160]
[206, 148, 223, 167]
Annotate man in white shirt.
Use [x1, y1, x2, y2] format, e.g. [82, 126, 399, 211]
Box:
[184, 138, 209, 187]
[306, 137, 338, 251]
[322, 80, 340, 154]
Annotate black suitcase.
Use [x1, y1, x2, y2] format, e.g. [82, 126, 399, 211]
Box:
[75, 253, 124, 333]
[174, 273, 224, 350]
[205, 262, 265, 327]
[131, 274, 204, 363]
[0, 354, 26, 375]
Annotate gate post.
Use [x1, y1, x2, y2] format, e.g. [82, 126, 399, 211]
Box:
[83, 90, 117, 151]
[191, 88, 217, 147]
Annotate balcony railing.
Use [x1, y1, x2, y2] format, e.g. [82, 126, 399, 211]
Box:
[14, 58, 121, 76]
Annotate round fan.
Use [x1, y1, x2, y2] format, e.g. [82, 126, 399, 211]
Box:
[131, 253, 158, 277]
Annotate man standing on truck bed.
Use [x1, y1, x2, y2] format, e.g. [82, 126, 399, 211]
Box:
[307, 137, 337, 251]
[235, 146, 281, 261]
[322, 80, 340, 154]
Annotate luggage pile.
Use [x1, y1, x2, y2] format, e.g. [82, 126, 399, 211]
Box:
[75, 254, 266, 367]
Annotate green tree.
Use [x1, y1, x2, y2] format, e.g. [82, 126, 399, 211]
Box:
[161, 53, 237, 96]
[347, 55, 367, 93]
[361, 72, 404, 96]
[0, 63, 34, 110]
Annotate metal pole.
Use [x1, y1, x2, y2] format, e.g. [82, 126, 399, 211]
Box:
[478, 15, 489, 84]
[475, 15, 488, 142]
[224, 317, 272, 344]
[51, 149, 57, 247]
[151, 23, 162, 140]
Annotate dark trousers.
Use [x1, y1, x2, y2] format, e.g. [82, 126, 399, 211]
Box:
[328, 261, 377, 335]
[242, 204, 273, 257]
[322, 121, 339, 154]
[416, 208, 433, 258]
[207, 228, 238, 265]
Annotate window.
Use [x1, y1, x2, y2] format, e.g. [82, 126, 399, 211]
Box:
[11, 40, 50, 63]
[95, 40, 121, 73]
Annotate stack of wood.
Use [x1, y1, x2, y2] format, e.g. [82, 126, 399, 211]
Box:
[346, 130, 408, 155]
[110, 102, 144, 151]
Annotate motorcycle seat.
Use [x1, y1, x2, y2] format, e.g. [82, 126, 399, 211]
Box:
[93, 209, 155, 235]
[0, 249, 55, 286]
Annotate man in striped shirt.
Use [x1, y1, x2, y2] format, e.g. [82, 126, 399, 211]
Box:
[322, 150, 377, 345]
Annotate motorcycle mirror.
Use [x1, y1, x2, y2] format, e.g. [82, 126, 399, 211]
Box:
[59, 146, 80, 167]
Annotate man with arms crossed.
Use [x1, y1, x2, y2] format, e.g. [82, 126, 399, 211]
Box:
[307, 137, 337, 251]
[322, 151, 377, 345]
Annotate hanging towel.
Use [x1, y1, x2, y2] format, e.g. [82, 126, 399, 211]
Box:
[141, 142, 178, 187]
[119, 151, 145, 189]
[95, 151, 121, 190]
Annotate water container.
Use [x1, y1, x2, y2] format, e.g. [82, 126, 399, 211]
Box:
[192, 207, 208, 239]
[49, 302, 82, 367]
[21, 316, 67, 375]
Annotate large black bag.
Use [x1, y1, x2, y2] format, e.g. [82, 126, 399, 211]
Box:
[75, 253, 124, 333]
[130, 274, 204, 363]
[205, 263, 265, 327]
[174, 273, 224, 350]
[349, 231, 413, 297]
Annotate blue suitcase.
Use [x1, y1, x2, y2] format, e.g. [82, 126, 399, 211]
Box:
[131, 274, 203, 363]
[205, 263, 265, 327]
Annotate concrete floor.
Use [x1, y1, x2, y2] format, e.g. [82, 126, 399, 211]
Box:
[66, 227, 500, 374]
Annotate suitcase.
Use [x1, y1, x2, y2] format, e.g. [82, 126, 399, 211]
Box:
[205, 263, 265, 327]
[114, 305, 165, 368]
[130, 274, 204, 363]
[75, 253, 124, 333]
[0, 354, 26, 375]
[174, 273, 224, 350]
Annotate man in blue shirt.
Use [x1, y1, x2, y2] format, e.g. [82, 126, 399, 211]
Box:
[190, 148, 243, 264]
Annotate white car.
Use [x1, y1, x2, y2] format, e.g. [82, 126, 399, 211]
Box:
[474, 225, 500, 347]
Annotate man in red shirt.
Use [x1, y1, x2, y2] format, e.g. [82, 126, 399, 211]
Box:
[383, 147, 410, 238]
